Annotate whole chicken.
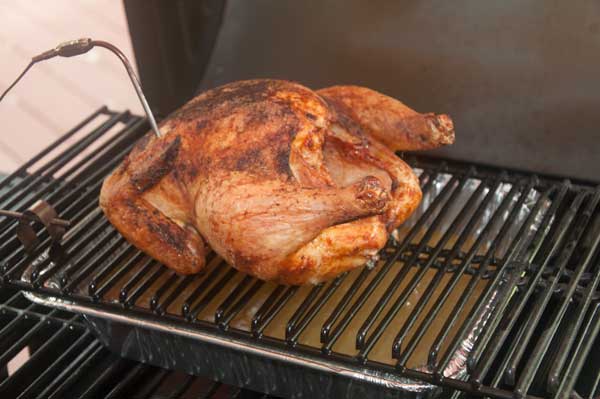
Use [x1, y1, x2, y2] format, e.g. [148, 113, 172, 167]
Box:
[100, 80, 454, 285]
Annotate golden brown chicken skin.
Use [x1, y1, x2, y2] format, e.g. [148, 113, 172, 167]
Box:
[99, 80, 454, 284]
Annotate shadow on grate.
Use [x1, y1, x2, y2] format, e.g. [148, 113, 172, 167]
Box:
[0, 108, 599, 399]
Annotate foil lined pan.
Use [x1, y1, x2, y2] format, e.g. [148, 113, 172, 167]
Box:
[20, 168, 550, 398]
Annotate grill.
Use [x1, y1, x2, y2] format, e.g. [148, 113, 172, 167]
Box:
[0, 285, 277, 398]
[1, 108, 599, 399]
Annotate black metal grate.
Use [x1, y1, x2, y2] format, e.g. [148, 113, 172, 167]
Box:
[1, 108, 599, 399]
[0, 285, 278, 399]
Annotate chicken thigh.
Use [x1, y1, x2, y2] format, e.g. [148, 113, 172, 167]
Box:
[100, 80, 454, 284]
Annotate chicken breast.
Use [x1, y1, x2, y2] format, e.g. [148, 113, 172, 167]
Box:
[99, 80, 454, 284]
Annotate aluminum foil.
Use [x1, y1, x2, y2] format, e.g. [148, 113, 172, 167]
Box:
[398, 170, 547, 258]
[386, 169, 550, 387]
[23, 292, 440, 399]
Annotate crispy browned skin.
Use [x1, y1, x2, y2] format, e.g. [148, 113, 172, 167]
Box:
[100, 80, 454, 284]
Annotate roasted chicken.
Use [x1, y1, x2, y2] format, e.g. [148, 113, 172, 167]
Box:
[99, 80, 454, 284]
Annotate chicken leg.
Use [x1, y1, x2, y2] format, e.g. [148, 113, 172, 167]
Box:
[194, 174, 389, 282]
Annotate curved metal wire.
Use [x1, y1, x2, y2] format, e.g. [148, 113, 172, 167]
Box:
[0, 38, 162, 138]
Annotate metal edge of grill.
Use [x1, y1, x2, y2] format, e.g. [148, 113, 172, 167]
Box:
[1, 108, 599, 399]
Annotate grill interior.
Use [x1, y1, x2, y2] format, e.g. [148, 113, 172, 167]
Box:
[1, 108, 599, 399]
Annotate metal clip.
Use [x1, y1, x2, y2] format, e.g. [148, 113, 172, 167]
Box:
[14, 200, 67, 252]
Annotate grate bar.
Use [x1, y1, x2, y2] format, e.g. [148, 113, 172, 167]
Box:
[357, 173, 474, 361]
[0, 312, 30, 343]
[124, 262, 166, 308]
[3, 320, 72, 392]
[29, 208, 105, 277]
[488, 316, 528, 391]
[150, 271, 179, 311]
[0, 110, 124, 213]
[130, 368, 170, 398]
[119, 256, 156, 304]
[497, 183, 576, 385]
[285, 283, 324, 342]
[320, 266, 371, 345]
[181, 255, 227, 316]
[589, 366, 600, 399]
[0, 317, 57, 367]
[355, 174, 462, 353]
[464, 179, 545, 378]
[90, 246, 143, 299]
[2, 176, 106, 280]
[0, 114, 143, 263]
[437, 184, 568, 382]
[252, 285, 298, 337]
[61, 233, 125, 291]
[167, 374, 196, 398]
[0, 111, 129, 239]
[155, 274, 196, 315]
[82, 238, 132, 293]
[553, 302, 600, 399]
[103, 362, 147, 399]
[251, 285, 286, 334]
[0, 106, 109, 193]
[215, 275, 254, 324]
[216, 279, 264, 329]
[45, 341, 105, 399]
[449, 389, 464, 399]
[76, 357, 131, 398]
[1, 117, 145, 269]
[514, 189, 600, 397]
[188, 268, 238, 321]
[433, 180, 535, 375]
[468, 185, 566, 385]
[393, 175, 490, 363]
[287, 273, 346, 343]
[320, 171, 440, 350]
[420, 176, 520, 369]
[24, 115, 143, 284]
[320, 171, 450, 352]
[546, 220, 600, 392]
[32, 214, 111, 287]
[423, 176, 525, 369]
[13, 329, 93, 399]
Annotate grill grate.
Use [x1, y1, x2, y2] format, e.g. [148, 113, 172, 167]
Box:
[0, 285, 278, 398]
[1, 108, 599, 398]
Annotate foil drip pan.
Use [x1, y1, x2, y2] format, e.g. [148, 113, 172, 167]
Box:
[20, 168, 549, 398]
[24, 292, 453, 399]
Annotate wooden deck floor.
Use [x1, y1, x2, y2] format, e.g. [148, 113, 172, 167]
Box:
[0, 1, 141, 173]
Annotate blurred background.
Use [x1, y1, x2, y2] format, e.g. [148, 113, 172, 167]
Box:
[0, 0, 141, 173]
[1, 0, 599, 181]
